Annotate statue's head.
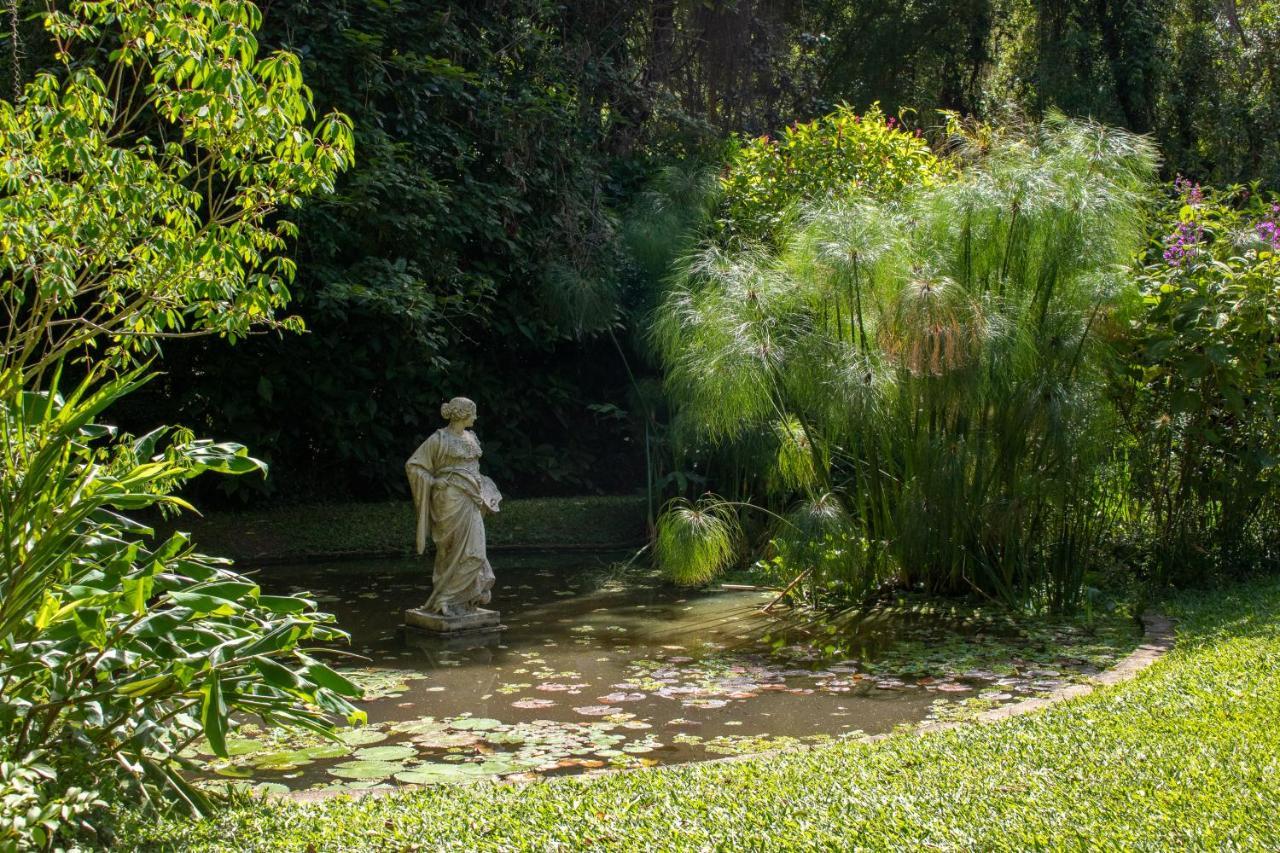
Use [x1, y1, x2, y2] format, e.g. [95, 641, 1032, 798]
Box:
[441, 396, 477, 425]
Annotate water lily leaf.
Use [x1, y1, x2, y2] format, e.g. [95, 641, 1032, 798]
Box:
[412, 732, 482, 749]
[355, 745, 417, 761]
[449, 717, 503, 731]
[252, 752, 314, 770]
[389, 717, 443, 736]
[338, 728, 389, 747]
[196, 737, 264, 757]
[598, 692, 645, 703]
[213, 765, 253, 778]
[249, 782, 290, 797]
[512, 698, 556, 709]
[299, 744, 351, 760]
[574, 705, 623, 716]
[935, 682, 971, 692]
[327, 759, 406, 781]
[393, 763, 492, 785]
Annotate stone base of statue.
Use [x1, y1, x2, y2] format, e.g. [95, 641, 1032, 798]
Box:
[404, 607, 502, 634]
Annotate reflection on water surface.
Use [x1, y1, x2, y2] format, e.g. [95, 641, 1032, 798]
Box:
[193, 552, 1130, 794]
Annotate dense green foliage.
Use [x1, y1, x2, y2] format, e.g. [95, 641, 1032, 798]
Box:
[121, 0, 674, 502]
[26, 0, 1270, 505]
[656, 117, 1157, 610]
[716, 105, 952, 244]
[1117, 183, 1280, 583]
[124, 577, 1280, 850]
[0, 0, 361, 845]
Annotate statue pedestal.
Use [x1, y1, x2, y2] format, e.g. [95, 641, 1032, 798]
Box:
[404, 607, 501, 634]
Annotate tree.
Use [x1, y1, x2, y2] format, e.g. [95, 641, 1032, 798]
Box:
[0, 0, 358, 844]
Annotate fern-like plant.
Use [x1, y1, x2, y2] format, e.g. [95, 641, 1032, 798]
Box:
[655, 114, 1157, 610]
[655, 496, 743, 586]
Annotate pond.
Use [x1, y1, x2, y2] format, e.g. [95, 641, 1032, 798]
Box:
[192, 553, 1140, 795]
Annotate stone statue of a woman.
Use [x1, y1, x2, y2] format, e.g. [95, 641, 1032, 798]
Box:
[405, 397, 502, 619]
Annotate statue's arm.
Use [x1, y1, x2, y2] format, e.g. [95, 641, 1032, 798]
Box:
[406, 434, 440, 482]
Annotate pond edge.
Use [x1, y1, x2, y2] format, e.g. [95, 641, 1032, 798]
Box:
[282, 610, 1175, 803]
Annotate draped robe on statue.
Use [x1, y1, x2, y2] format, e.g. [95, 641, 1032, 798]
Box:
[406, 428, 502, 614]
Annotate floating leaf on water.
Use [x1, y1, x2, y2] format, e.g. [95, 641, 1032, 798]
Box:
[338, 667, 430, 700]
[598, 692, 645, 703]
[251, 752, 314, 771]
[312, 779, 385, 793]
[935, 682, 971, 692]
[389, 717, 442, 736]
[212, 765, 254, 778]
[338, 728, 389, 747]
[394, 763, 493, 785]
[573, 706, 622, 717]
[327, 759, 406, 781]
[483, 730, 528, 745]
[355, 745, 417, 762]
[199, 737, 265, 758]
[512, 698, 556, 710]
[449, 717, 502, 731]
[412, 732, 482, 750]
[251, 782, 291, 797]
[496, 683, 532, 694]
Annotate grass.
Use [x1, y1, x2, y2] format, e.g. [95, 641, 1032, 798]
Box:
[122, 576, 1280, 850]
[158, 495, 648, 564]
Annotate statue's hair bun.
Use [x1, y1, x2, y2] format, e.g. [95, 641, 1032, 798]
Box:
[441, 397, 477, 422]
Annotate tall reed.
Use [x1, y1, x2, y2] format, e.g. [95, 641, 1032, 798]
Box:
[654, 115, 1157, 610]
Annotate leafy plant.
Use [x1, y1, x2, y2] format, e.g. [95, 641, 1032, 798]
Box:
[655, 496, 742, 586]
[716, 104, 954, 245]
[0, 0, 355, 844]
[656, 115, 1157, 610]
[0, 368, 364, 829]
[1116, 182, 1280, 583]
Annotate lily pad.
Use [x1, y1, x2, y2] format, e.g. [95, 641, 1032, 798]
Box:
[449, 717, 503, 731]
[328, 759, 407, 781]
[298, 743, 352, 760]
[338, 728, 389, 747]
[197, 737, 264, 757]
[598, 692, 645, 703]
[412, 731, 482, 749]
[251, 752, 314, 771]
[393, 763, 493, 785]
[574, 706, 623, 716]
[355, 745, 417, 762]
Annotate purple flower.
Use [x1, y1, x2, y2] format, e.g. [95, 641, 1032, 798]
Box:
[1174, 175, 1204, 207]
[1163, 219, 1204, 266]
[1257, 208, 1279, 252]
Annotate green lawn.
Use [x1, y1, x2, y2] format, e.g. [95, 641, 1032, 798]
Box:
[126, 577, 1280, 850]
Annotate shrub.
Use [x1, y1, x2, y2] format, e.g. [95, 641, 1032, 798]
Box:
[1117, 182, 1280, 583]
[656, 115, 1157, 610]
[716, 104, 953, 245]
[0, 0, 355, 844]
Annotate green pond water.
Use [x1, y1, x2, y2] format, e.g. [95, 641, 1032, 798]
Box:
[194, 553, 1136, 795]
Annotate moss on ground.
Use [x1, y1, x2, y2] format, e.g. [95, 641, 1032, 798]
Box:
[124, 576, 1280, 850]
[163, 495, 648, 564]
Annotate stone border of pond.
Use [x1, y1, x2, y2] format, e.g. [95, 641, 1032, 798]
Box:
[911, 610, 1175, 734]
[280, 610, 1174, 803]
